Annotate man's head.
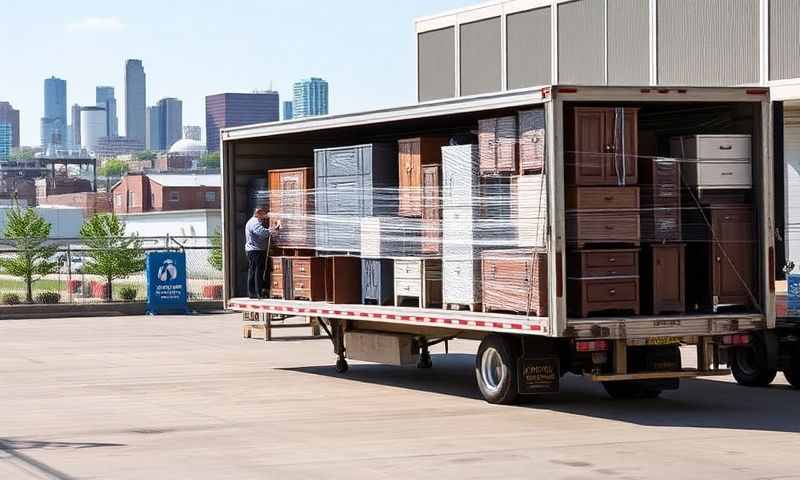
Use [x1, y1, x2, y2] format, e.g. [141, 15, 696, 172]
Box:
[253, 208, 268, 220]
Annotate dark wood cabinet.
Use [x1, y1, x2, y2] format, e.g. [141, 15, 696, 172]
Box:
[289, 257, 325, 301]
[479, 116, 518, 175]
[685, 206, 754, 311]
[566, 187, 640, 247]
[269, 257, 289, 299]
[421, 164, 441, 254]
[398, 138, 447, 217]
[565, 107, 638, 186]
[323, 257, 361, 304]
[639, 157, 681, 242]
[268, 167, 314, 248]
[481, 249, 547, 316]
[518, 109, 546, 173]
[567, 249, 640, 317]
[361, 258, 394, 305]
[641, 244, 686, 315]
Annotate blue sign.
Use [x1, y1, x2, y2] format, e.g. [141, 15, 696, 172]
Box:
[146, 251, 189, 315]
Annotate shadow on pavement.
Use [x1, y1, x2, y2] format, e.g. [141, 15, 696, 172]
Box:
[283, 353, 800, 434]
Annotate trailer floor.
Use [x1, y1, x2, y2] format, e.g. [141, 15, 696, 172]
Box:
[1, 314, 798, 480]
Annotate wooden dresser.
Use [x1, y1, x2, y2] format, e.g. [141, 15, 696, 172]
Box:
[518, 109, 546, 173]
[565, 107, 638, 186]
[394, 259, 442, 308]
[314, 144, 398, 253]
[670, 135, 752, 191]
[361, 258, 394, 305]
[269, 257, 288, 299]
[289, 257, 326, 301]
[567, 249, 640, 317]
[639, 157, 681, 243]
[566, 186, 640, 247]
[481, 249, 548, 316]
[641, 244, 686, 315]
[398, 137, 448, 217]
[421, 164, 442, 254]
[268, 167, 314, 248]
[479, 116, 518, 175]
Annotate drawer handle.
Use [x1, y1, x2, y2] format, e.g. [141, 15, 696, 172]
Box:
[300, 266, 306, 272]
[298, 283, 305, 288]
[404, 285, 411, 291]
[609, 289, 616, 295]
[604, 196, 614, 201]
[608, 258, 616, 263]
[724, 216, 732, 221]
[273, 282, 278, 287]
[719, 145, 733, 150]
[720, 172, 733, 176]
[608, 271, 617, 275]
[605, 225, 614, 231]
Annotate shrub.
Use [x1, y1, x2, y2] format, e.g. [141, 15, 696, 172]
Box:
[34, 292, 61, 304]
[119, 287, 138, 302]
[1, 293, 21, 305]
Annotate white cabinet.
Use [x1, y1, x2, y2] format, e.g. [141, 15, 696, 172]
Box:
[393, 259, 442, 307]
[514, 174, 547, 247]
[670, 135, 752, 190]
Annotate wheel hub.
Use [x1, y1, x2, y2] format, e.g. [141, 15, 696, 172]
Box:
[481, 347, 506, 393]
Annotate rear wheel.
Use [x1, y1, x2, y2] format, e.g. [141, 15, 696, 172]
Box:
[475, 335, 518, 405]
[731, 345, 777, 387]
[784, 348, 800, 389]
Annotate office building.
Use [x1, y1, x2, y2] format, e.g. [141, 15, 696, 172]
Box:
[146, 105, 161, 151]
[282, 101, 294, 120]
[183, 125, 201, 141]
[125, 59, 146, 143]
[96, 86, 119, 137]
[292, 78, 328, 119]
[80, 106, 107, 153]
[205, 91, 279, 151]
[158, 97, 183, 150]
[70, 103, 82, 147]
[0, 123, 11, 162]
[41, 76, 67, 147]
[0, 102, 20, 148]
[95, 136, 145, 160]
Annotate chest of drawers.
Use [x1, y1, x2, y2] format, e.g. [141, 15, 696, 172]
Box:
[481, 249, 548, 316]
[639, 157, 681, 242]
[565, 107, 638, 186]
[361, 258, 394, 305]
[268, 167, 314, 248]
[518, 109, 546, 173]
[566, 186, 640, 247]
[567, 249, 640, 317]
[398, 137, 448, 218]
[394, 259, 443, 308]
[479, 116, 518, 175]
[314, 144, 398, 253]
[670, 135, 752, 190]
[289, 257, 326, 301]
[269, 257, 289, 299]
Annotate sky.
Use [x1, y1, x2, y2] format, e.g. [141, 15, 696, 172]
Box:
[0, 0, 470, 147]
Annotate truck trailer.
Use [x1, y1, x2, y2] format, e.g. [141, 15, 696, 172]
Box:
[221, 85, 776, 404]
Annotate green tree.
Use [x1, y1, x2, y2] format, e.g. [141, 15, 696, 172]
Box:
[0, 208, 60, 303]
[135, 150, 157, 161]
[199, 151, 220, 169]
[208, 229, 223, 271]
[10, 147, 35, 162]
[99, 158, 128, 177]
[80, 214, 146, 301]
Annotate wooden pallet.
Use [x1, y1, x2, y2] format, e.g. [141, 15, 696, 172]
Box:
[445, 303, 482, 312]
[242, 317, 322, 341]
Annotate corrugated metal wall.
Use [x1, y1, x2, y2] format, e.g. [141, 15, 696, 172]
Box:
[460, 17, 502, 96]
[607, 0, 649, 85]
[657, 0, 759, 86]
[770, 0, 800, 81]
[783, 104, 800, 267]
[418, 27, 456, 102]
[558, 0, 605, 85]
[507, 7, 552, 89]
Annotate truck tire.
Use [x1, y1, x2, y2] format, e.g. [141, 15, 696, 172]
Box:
[784, 348, 800, 389]
[602, 381, 663, 399]
[475, 335, 519, 405]
[731, 346, 777, 387]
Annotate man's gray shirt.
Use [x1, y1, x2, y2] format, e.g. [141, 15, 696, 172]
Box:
[245, 217, 273, 252]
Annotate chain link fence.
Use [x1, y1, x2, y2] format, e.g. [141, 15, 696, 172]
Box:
[0, 236, 223, 304]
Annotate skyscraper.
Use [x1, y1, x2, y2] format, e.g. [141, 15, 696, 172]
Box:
[41, 76, 67, 147]
[183, 125, 201, 141]
[125, 59, 146, 143]
[96, 86, 119, 136]
[146, 105, 161, 151]
[70, 103, 82, 147]
[283, 101, 294, 120]
[205, 91, 279, 152]
[80, 106, 107, 153]
[0, 102, 20, 148]
[157, 97, 182, 150]
[292, 78, 329, 119]
[0, 123, 11, 162]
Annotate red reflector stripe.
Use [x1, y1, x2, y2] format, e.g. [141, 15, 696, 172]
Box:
[558, 87, 578, 94]
[576, 340, 609, 352]
[746, 89, 769, 95]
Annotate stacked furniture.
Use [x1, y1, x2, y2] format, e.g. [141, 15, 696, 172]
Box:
[514, 174, 547, 248]
[479, 116, 518, 175]
[565, 106, 641, 317]
[394, 259, 443, 308]
[672, 135, 754, 312]
[269, 257, 289, 299]
[362, 259, 394, 305]
[398, 137, 448, 217]
[268, 167, 314, 248]
[518, 110, 546, 174]
[481, 249, 548, 316]
[421, 164, 442, 254]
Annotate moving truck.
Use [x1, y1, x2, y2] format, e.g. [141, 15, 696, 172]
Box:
[221, 85, 777, 404]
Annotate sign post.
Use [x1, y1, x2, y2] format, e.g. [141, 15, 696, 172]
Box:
[146, 251, 189, 315]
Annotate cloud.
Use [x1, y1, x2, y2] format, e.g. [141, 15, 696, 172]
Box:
[66, 16, 126, 33]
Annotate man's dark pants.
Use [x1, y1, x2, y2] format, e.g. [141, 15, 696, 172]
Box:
[247, 250, 267, 298]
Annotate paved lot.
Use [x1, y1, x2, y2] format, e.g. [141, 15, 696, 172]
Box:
[1, 314, 799, 480]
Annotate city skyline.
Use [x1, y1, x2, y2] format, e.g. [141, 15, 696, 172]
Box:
[0, 0, 467, 147]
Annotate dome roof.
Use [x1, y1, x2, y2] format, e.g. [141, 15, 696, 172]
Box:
[168, 138, 206, 154]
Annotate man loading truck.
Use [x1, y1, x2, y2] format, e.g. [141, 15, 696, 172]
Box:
[245, 208, 280, 299]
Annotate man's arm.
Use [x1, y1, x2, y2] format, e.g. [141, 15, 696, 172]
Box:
[250, 220, 273, 239]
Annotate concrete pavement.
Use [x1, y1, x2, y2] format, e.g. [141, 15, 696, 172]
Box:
[1, 314, 799, 479]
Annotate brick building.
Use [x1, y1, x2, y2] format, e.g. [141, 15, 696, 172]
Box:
[37, 192, 112, 216]
[111, 173, 220, 214]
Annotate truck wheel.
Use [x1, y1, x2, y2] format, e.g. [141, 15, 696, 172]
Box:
[475, 335, 518, 405]
[335, 358, 349, 373]
[731, 346, 777, 387]
[784, 348, 800, 389]
[602, 381, 663, 399]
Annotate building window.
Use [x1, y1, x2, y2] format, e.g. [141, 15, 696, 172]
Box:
[127, 191, 135, 207]
[150, 192, 155, 208]
[114, 194, 122, 207]
[169, 191, 180, 202]
[205, 191, 217, 202]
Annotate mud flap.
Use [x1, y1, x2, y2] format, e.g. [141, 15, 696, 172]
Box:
[518, 357, 560, 394]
